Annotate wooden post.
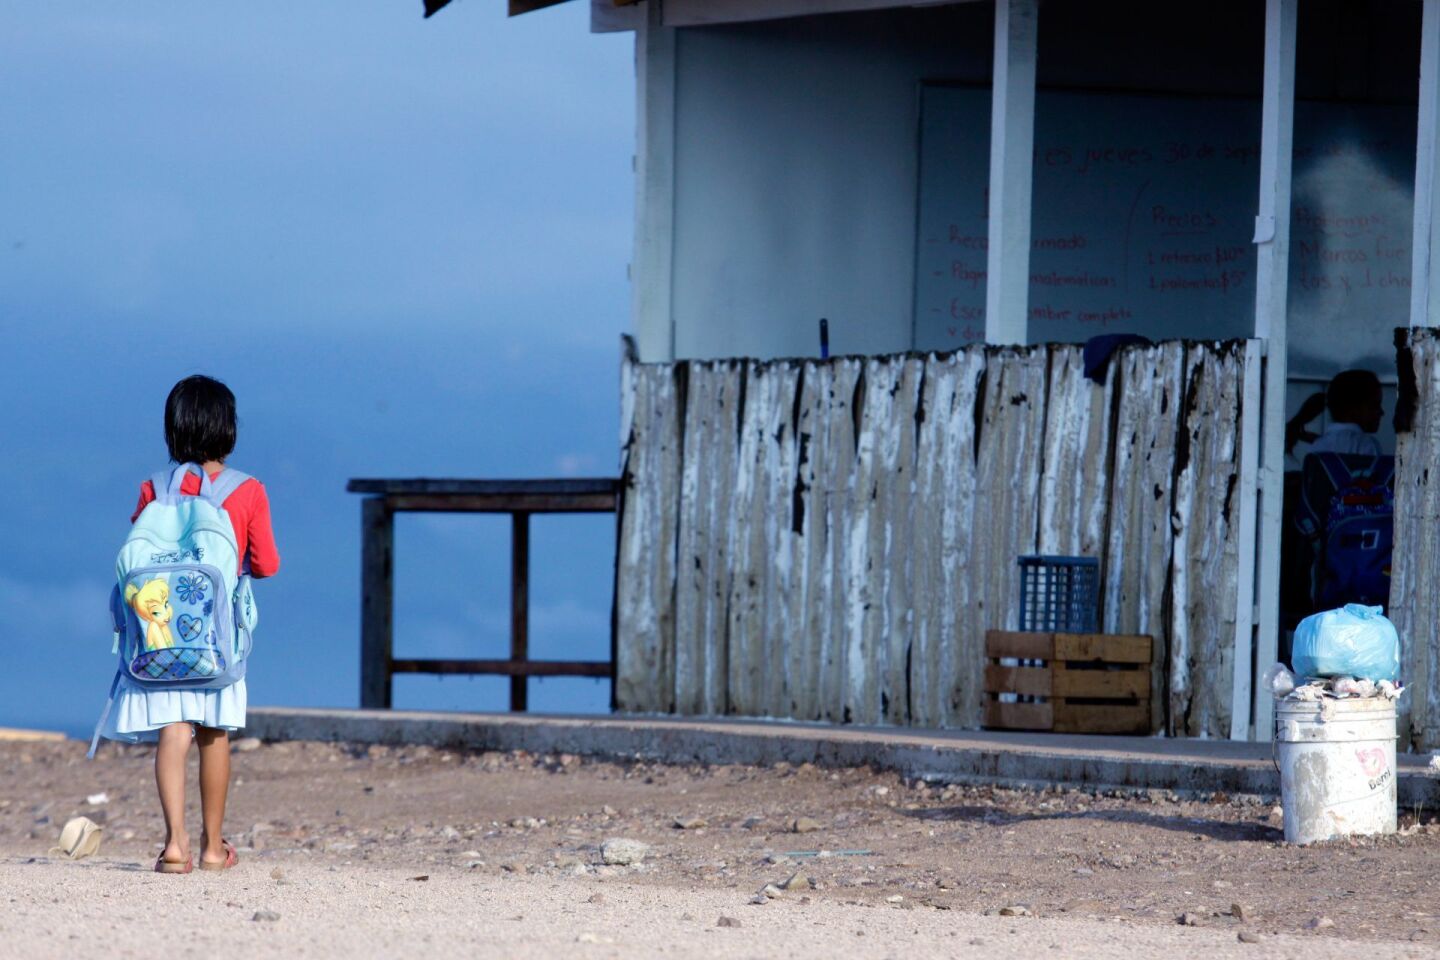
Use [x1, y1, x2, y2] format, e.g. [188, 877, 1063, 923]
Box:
[1230, 339, 1263, 740]
[510, 511, 531, 712]
[609, 498, 623, 712]
[633, 0, 677, 361]
[1412, 0, 1440, 328]
[984, 0, 1039, 346]
[1250, 0, 1298, 741]
[360, 497, 395, 709]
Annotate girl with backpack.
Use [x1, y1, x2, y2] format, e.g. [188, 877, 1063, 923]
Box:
[93, 375, 280, 874]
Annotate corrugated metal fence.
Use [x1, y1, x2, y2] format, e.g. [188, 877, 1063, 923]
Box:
[616, 340, 1259, 738]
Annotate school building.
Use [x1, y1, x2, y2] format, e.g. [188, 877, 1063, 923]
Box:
[495, 0, 1440, 748]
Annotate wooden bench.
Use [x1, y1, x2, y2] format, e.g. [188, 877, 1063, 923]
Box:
[983, 630, 1154, 734]
[349, 477, 621, 712]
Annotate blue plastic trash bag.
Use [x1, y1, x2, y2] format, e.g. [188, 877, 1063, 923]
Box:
[1292, 604, 1401, 682]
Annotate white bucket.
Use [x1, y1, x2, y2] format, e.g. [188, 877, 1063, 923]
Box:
[1275, 697, 1397, 845]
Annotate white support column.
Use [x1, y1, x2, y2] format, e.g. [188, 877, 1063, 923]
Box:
[632, 0, 677, 361]
[1412, 0, 1440, 328]
[983, 0, 1038, 345]
[1250, 0, 1298, 741]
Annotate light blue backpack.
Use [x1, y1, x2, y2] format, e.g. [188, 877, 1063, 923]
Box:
[88, 464, 259, 757]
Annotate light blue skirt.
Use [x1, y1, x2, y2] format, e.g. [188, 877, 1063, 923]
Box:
[100, 677, 247, 743]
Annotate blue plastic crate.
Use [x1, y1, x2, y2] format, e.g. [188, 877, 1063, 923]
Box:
[1017, 555, 1099, 633]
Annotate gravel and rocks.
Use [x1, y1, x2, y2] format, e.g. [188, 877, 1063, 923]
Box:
[2, 738, 1438, 958]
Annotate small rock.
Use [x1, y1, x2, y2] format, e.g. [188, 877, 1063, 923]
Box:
[1061, 899, 1106, 915]
[717, 916, 742, 928]
[741, 817, 765, 830]
[600, 805, 618, 817]
[499, 862, 527, 874]
[232, 737, 263, 753]
[600, 838, 650, 866]
[759, 883, 785, 899]
[1231, 903, 1251, 921]
[1179, 912, 1202, 927]
[885, 895, 904, 904]
[748, 894, 769, 905]
[791, 817, 822, 834]
[1307, 916, 1335, 930]
[568, 863, 588, 877]
[85, 792, 109, 806]
[587, 893, 605, 905]
[252, 910, 280, 922]
[576, 932, 612, 945]
[460, 849, 482, 859]
[998, 905, 1031, 917]
[1073, 867, 1094, 877]
[673, 817, 708, 830]
[1238, 932, 1263, 944]
[270, 867, 285, 881]
[779, 872, 811, 892]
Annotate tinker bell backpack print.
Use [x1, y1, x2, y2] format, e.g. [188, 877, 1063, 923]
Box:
[88, 464, 260, 757]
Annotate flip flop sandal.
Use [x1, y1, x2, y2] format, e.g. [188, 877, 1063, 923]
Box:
[199, 839, 238, 871]
[154, 853, 193, 874]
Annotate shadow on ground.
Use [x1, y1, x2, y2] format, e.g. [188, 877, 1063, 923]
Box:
[901, 804, 1284, 842]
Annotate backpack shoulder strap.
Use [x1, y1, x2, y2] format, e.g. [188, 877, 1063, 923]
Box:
[1373, 455, 1396, 487]
[150, 471, 170, 502]
[1313, 452, 1353, 488]
[208, 468, 253, 506]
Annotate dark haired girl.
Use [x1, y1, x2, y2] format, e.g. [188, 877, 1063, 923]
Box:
[98, 374, 280, 872]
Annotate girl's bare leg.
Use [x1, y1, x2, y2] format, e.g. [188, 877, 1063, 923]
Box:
[195, 726, 231, 865]
[155, 723, 192, 864]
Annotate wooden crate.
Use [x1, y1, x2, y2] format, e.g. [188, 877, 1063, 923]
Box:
[982, 630, 1154, 735]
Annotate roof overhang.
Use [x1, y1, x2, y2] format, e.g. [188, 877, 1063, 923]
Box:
[424, 0, 977, 29]
[423, 0, 576, 17]
[653, 0, 977, 29]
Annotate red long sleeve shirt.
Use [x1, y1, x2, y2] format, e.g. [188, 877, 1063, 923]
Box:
[132, 469, 281, 578]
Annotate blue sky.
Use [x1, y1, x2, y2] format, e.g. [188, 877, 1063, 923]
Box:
[0, 1, 635, 735]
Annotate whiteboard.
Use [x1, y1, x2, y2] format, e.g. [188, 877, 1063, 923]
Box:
[914, 87, 1416, 377]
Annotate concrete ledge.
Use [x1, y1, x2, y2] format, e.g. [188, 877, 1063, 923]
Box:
[243, 706, 1440, 806]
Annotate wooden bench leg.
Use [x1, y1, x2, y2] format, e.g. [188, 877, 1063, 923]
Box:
[360, 497, 394, 709]
[510, 511, 530, 712]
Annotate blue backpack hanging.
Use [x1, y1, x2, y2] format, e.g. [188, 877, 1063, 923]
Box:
[88, 464, 259, 757]
[1297, 452, 1394, 610]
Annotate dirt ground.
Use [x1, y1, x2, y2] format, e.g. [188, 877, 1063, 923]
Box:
[2, 738, 1438, 959]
